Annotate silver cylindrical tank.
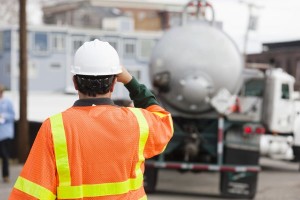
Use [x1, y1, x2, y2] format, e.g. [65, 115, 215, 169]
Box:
[150, 21, 244, 114]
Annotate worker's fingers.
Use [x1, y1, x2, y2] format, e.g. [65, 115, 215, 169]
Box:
[117, 66, 132, 84]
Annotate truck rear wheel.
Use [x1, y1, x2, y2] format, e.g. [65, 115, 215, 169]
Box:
[144, 167, 158, 193]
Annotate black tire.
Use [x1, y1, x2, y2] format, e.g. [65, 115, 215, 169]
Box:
[292, 145, 300, 161]
[144, 167, 158, 193]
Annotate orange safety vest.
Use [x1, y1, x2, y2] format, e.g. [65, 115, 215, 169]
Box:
[10, 105, 173, 199]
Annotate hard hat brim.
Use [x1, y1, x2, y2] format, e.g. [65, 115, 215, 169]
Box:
[71, 66, 122, 76]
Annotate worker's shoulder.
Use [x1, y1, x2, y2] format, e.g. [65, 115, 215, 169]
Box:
[43, 108, 72, 124]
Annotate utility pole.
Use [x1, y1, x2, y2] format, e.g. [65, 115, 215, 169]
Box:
[240, 1, 263, 64]
[243, 3, 254, 60]
[18, 0, 29, 163]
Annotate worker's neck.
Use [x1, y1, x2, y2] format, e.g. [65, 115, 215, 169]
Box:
[78, 92, 112, 99]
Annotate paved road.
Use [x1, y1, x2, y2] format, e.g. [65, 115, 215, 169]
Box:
[1, 158, 300, 200]
[148, 158, 300, 200]
[0, 162, 22, 199]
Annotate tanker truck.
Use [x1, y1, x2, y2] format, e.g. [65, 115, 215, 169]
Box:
[143, 1, 300, 198]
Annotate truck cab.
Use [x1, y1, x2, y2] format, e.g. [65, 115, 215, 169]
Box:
[232, 67, 300, 161]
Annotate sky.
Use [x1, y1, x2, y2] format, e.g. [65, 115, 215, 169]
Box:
[208, 0, 300, 53]
[26, 0, 300, 54]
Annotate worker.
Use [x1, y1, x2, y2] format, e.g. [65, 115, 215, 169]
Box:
[9, 39, 173, 200]
[0, 84, 15, 183]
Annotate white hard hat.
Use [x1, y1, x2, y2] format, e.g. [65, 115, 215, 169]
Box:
[71, 39, 122, 76]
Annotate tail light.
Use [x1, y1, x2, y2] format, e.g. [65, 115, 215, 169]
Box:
[243, 125, 265, 135]
[243, 126, 252, 134]
[255, 127, 265, 134]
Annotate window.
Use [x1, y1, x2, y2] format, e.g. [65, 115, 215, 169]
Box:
[33, 32, 49, 53]
[123, 39, 136, 58]
[3, 31, 11, 50]
[82, 14, 90, 25]
[73, 40, 84, 52]
[109, 41, 118, 51]
[281, 84, 290, 100]
[138, 39, 155, 60]
[72, 36, 85, 52]
[120, 19, 133, 31]
[5, 64, 10, 75]
[52, 34, 65, 52]
[243, 79, 264, 97]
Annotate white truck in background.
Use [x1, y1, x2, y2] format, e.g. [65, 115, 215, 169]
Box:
[230, 66, 300, 162]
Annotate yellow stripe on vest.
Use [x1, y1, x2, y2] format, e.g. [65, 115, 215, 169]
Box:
[128, 108, 149, 178]
[139, 195, 148, 200]
[14, 177, 56, 200]
[152, 112, 173, 132]
[57, 175, 143, 198]
[50, 113, 71, 186]
[152, 111, 168, 118]
[152, 111, 173, 154]
[51, 109, 149, 199]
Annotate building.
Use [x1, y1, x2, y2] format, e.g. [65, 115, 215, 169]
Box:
[43, 1, 123, 30]
[247, 40, 300, 90]
[42, 0, 191, 31]
[0, 25, 161, 99]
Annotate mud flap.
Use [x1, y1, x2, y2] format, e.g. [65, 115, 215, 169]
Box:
[220, 170, 258, 199]
[220, 147, 259, 199]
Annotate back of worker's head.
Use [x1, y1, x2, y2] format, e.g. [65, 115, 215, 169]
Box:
[71, 39, 122, 97]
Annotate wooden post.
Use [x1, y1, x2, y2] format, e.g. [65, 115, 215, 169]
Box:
[18, 0, 29, 163]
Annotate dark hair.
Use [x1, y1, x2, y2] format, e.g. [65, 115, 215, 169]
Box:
[74, 75, 116, 97]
